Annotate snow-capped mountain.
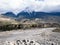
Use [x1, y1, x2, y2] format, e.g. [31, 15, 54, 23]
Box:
[2, 11, 60, 18]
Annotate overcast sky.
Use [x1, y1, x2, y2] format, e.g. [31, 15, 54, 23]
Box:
[0, 0, 60, 14]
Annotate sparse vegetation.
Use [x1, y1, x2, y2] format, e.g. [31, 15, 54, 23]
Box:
[52, 28, 60, 32]
[0, 22, 60, 31]
[0, 15, 60, 31]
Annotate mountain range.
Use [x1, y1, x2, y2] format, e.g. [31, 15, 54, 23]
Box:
[1, 11, 60, 23]
[2, 11, 60, 18]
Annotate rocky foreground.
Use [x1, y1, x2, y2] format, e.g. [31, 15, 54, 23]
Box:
[0, 28, 60, 45]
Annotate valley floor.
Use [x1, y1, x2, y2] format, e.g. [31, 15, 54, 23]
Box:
[0, 28, 60, 45]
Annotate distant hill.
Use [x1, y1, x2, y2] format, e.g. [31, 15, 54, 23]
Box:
[0, 14, 19, 25]
[2, 12, 16, 18]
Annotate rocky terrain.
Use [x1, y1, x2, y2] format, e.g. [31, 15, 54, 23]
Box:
[0, 28, 60, 45]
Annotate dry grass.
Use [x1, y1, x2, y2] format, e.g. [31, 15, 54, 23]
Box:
[52, 28, 60, 32]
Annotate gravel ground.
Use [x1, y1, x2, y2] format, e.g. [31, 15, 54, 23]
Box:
[0, 28, 60, 45]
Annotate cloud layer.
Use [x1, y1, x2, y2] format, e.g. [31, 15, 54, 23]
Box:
[0, 0, 60, 14]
